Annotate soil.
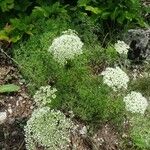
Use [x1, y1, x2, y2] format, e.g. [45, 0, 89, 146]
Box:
[0, 51, 33, 150]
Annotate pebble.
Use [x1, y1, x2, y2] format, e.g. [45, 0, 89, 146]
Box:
[18, 96, 23, 101]
[8, 107, 13, 114]
[16, 101, 19, 106]
[8, 104, 11, 107]
[22, 100, 26, 104]
[30, 106, 34, 110]
[0, 112, 7, 124]
[79, 126, 87, 136]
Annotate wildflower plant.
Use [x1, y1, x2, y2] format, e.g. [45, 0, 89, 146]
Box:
[101, 67, 129, 91]
[123, 91, 148, 114]
[33, 85, 57, 107]
[114, 40, 130, 55]
[48, 29, 84, 65]
[24, 107, 73, 150]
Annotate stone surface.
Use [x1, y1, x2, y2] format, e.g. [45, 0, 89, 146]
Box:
[124, 29, 150, 62]
[0, 112, 7, 124]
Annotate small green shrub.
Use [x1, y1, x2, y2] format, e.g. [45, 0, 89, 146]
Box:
[14, 21, 125, 125]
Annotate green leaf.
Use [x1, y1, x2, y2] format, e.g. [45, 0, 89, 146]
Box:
[78, 0, 91, 7]
[101, 12, 110, 19]
[0, 0, 14, 12]
[0, 84, 20, 93]
[0, 30, 10, 41]
[85, 6, 101, 14]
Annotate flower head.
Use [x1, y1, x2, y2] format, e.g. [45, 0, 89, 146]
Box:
[48, 29, 83, 65]
[101, 67, 129, 91]
[123, 91, 148, 114]
[33, 85, 57, 107]
[25, 107, 73, 150]
[114, 40, 129, 55]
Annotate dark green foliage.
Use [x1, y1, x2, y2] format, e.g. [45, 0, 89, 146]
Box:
[0, 0, 14, 12]
[0, 0, 147, 44]
[77, 0, 145, 27]
[0, 2, 69, 42]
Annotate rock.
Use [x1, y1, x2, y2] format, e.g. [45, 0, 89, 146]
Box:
[79, 126, 87, 136]
[124, 29, 150, 62]
[0, 112, 7, 124]
[8, 107, 13, 114]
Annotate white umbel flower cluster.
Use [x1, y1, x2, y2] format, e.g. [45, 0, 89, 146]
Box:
[48, 29, 83, 64]
[33, 85, 57, 107]
[25, 107, 73, 150]
[114, 40, 130, 55]
[123, 91, 148, 114]
[101, 67, 129, 91]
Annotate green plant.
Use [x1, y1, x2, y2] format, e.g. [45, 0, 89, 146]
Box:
[0, 2, 69, 43]
[77, 0, 146, 27]
[0, 0, 14, 12]
[13, 18, 70, 93]
[13, 20, 125, 125]
[54, 63, 125, 124]
[130, 115, 150, 149]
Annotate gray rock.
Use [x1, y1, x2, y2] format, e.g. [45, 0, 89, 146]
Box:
[0, 112, 7, 124]
[124, 29, 150, 61]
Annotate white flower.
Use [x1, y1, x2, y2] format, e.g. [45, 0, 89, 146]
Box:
[25, 107, 73, 150]
[48, 29, 83, 64]
[101, 67, 129, 91]
[114, 40, 130, 55]
[123, 91, 148, 114]
[33, 85, 57, 107]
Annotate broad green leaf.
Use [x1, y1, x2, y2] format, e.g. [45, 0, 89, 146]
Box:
[85, 6, 101, 14]
[0, 84, 20, 93]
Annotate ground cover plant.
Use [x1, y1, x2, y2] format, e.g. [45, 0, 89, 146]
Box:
[0, 1, 150, 150]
